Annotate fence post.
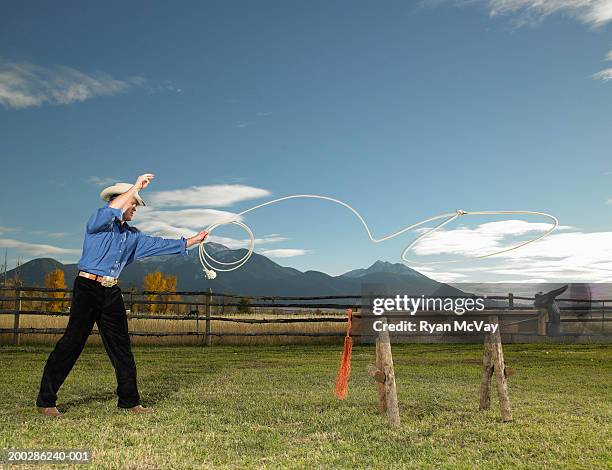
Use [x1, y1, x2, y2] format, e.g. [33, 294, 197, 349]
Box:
[195, 294, 199, 336]
[508, 293, 514, 309]
[537, 308, 548, 336]
[129, 288, 135, 314]
[13, 287, 21, 346]
[204, 288, 212, 346]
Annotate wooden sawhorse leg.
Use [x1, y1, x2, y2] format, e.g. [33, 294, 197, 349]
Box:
[368, 318, 401, 427]
[479, 315, 512, 422]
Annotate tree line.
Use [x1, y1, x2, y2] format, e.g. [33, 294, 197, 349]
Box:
[1, 269, 252, 315]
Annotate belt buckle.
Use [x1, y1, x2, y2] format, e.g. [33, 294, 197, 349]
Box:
[100, 276, 116, 287]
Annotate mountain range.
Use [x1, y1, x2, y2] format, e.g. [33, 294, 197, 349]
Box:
[4, 242, 462, 297]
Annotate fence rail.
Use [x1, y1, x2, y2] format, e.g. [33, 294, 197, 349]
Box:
[0, 286, 610, 345]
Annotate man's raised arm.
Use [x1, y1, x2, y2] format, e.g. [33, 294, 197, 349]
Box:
[109, 173, 154, 211]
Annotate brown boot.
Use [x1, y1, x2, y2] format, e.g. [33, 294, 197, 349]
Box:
[123, 405, 154, 414]
[37, 406, 61, 417]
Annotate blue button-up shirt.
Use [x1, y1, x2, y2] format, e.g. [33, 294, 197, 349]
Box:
[77, 202, 187, 278]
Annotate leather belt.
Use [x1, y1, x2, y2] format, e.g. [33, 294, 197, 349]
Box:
[78, 271, 118, 287]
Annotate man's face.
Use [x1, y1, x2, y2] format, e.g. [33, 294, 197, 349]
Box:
[122, 197, 138, 222]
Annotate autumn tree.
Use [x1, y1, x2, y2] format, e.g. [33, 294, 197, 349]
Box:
[143, 271, 182, 314]
[44, 269, 67, 312]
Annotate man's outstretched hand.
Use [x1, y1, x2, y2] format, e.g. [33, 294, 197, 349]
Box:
[135, 173, 155, 190]
[186, 230, 209, 248]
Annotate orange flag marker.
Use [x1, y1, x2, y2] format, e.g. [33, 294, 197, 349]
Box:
[335, 308, 353, 399]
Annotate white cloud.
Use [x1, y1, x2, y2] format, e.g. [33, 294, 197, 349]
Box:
[30, 230, 67, 239]
[590, 50, 612, 82]
[0, 238, 81, 259]
[208, 234, 288, 250]
[582, 0, 612, 26]
[0, 60, 146, 109]
[147, 184, 271, 208]
[412, 220, 558, 257]
[131, 207, 286, 250]
[258, 235, 287, 243]
[410, 220, 612, 282]
[128, 203, 290, 251]
[484, 259, 612, 282]
[88, 176, 118, 187]
[415, 268, 469, 283]
[0, 226, 18, 236]
[431, 0, 612, 27]
[486, 278, 551, 283]
[149, 80, 182, 94]
[593, 49, 612, 81]
[592, 68, 612, 81]
[258, 249, 312, 258]
[426, 1, 612, 81]
[490, 0, 612, 27]
[133, 207, 242, 238]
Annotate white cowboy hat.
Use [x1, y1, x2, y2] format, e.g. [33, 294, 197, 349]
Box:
[100, 182, 146, 206]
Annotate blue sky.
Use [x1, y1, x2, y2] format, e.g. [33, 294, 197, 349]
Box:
[1, 0, 611, 282]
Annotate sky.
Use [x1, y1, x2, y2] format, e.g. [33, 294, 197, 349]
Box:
[0, 0, 611, 283]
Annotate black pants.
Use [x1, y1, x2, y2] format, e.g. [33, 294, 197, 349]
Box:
[36, 276, 140, 408]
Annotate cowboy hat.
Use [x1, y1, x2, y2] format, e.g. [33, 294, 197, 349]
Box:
[100, 183, 146, 206]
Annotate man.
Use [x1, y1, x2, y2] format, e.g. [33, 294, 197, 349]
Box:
[36, 173, 208, 417]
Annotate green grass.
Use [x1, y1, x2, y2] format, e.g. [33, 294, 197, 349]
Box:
[0, 343, 610, 469]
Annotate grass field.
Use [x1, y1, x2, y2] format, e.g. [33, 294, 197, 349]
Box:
[0, 343, 610, 469]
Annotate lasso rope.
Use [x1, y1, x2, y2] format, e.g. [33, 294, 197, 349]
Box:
[197, 194, 559, 278]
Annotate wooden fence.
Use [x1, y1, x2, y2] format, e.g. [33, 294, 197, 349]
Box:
[0, 286, 610, 345]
